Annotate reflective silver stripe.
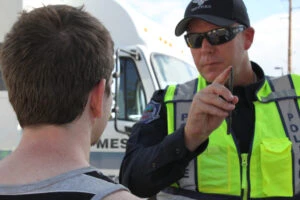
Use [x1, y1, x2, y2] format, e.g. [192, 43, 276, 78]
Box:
[173, 79, 197, 101]
[173, 79, 197, 131]
[172, 79, 198, 191]
[261, 89, 297, 103]
[269, 75, 300, 194]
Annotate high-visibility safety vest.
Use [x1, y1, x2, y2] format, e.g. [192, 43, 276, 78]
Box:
[163, 74, 300, 199]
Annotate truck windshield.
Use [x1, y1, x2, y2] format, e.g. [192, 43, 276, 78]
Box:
[151, 53, 198, 89]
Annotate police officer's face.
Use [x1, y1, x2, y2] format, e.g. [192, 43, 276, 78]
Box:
[187, 19, 250, 84]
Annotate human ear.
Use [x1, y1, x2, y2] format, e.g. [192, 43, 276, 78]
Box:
[243, 27, 255, 50]
[90, 79, 106, 118]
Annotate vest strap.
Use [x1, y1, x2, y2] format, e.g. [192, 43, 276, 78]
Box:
[268, 75, 300, 194]
[260, 89, 298, 103]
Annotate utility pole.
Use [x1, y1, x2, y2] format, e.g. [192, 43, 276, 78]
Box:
[288, 0, 292, 73]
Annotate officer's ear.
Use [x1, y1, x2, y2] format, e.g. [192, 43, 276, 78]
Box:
[243, 27, 255, 50]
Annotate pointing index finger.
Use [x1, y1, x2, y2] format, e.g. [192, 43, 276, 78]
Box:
[213, 66, 232, 85]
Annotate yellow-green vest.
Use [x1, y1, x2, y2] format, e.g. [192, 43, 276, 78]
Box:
[163, 74, 300, 199]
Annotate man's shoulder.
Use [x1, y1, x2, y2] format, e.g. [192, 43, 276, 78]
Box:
[69, 169, 141, 200]
[62, 168, 126, 192]
[0, 167, 127, 200]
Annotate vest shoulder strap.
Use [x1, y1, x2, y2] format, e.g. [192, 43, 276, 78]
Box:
[261, 75, 300, 103]
[168, 78, 198, 102]
[268, 74, 300, 194]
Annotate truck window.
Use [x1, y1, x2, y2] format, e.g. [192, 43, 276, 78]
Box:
[151, 53, 198, 89]
[117, 57, 146, 122]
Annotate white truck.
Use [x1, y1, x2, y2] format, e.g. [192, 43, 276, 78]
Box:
[0, 0, 198, 182]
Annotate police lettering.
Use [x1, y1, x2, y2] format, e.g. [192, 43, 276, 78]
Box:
[294, 135, 300, 143]
[181, 113, 188, 121]
[291, 124, 299, 133]
[288, 113, 294, 121]
[287, 112, 299, 134]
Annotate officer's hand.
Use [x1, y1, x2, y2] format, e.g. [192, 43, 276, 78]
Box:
[184, 66, 239, 151]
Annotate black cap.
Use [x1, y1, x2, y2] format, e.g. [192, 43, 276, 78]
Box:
[175, 0, 250, 36]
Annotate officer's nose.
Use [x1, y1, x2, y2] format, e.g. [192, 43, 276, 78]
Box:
[201, 38, 214, 53]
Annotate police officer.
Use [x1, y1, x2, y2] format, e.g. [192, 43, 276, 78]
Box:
[119, 0, 300, 199]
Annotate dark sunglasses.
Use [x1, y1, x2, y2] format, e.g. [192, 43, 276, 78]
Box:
[184, 25, 246, 48]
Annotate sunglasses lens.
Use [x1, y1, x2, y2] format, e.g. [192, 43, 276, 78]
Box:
[207, 29, 232, 45]
[185, 34, 204, 48]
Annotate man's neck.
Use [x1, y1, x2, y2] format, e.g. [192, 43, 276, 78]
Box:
[0, 124, 91, 185]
